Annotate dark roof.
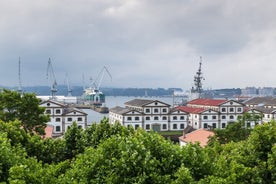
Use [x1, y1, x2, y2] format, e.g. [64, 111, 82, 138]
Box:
[183, 125, 197, 134]
[40, 99, 66, 107]
[124, 99, 155, 107]
[244, 97, 276, 106]
[109, 106, 133, 115]
[63, 107, 87, 115]
[253, 106, 276, 114]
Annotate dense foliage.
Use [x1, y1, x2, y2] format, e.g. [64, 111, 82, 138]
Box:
[0, 89, 49, 135]
[0, 91, 276, 183]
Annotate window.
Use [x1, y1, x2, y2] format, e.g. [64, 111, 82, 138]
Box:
[135, 117, 140, 121]
[78, 125, 83, 129]
[155, 102, 158, 105]
[195, 115, 197, 118]
[55, 126, 61, 132]
[247, 123, 250, 128]
[154, 108, 159, 113]
[56, 118, 61, 122]
[154, 116, 159, 120]
[237, 108, 242, 112]
[162, 116, 167, 120]
[229, 108, 234, 112]
[212, 123, 217, 128]
[173, 116, 177, 120]
[162, 108, 167, 113]
[204, 123, 208, 128]
[56, 109, 61, 114]
[46, 109, 51, 114]
[203, 116, 208, 120]
[180, 116, 185, 120]
[77, 117, 82, 121]
[221, 108, 226, 112]
[146, 124, 150, 130]
[212, 115, 217, 120]
[222, 123, 226, 128]
[162, 124, 167, 129]
[135, 125, 139, 129]
[47, 103, 50, 106]
[230, 115, 234, 119]
[173, 124, 177, 129]
[145, 117, 150, 120]
[180, 124, 184, 129]
[67, 118, 72, 122]
[267, 115, 270, 118]
[145, 108, 150, 113]
[222, 115, 226, 119]
[127, 117, 132, 121]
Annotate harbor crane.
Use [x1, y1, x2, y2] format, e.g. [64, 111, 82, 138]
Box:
[92, 66, 112, 91]
[47, 58, 57, 99]
[66, 72, 72, 96]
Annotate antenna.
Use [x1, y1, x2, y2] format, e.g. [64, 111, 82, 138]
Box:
[192, 56, 205, 96]
[66, 72, 72, 96]
[18, 57, 23, 94]
[47, 58, 58, 99]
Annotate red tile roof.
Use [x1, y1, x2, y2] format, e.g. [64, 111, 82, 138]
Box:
[179, 129, 214, 147]
[44, 125, 54, 138]
[176, 106, 206, 114]
[187, 98, 227, 106]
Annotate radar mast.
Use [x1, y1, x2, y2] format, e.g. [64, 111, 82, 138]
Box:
[190, 56, 205, 99]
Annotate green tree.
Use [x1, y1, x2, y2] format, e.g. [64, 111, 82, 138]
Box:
[0, 132, 26, 182]
[0, 89, 49, 135]
[81, 118, 134, 148]
[209, 120, 251, 145]
[60, 129, 184, 183]
[25, 135, 66, 164]
[0, 119, 28, 146]
[64, 121, 84, 159]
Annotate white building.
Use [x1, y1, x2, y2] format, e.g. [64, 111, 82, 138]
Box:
[180, 98, 245, 129]
[109, 98, 266, 132]
[40, 100, 87, 137]
[109, 99, 188, 131]
[244, 96, 276, 123]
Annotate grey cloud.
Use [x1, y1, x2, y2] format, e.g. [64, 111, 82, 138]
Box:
[1, 0, 276, 89]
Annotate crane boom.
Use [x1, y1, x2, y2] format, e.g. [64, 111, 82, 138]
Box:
[47, 58, 57, 98]
[94, 66, 112, 90]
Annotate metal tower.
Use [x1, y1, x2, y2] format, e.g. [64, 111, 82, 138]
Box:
[192, 56, 204, 96]
[18, 57, 23, 94]
[47, 58, 58, 99]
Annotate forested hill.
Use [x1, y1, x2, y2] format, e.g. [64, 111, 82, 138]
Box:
[3, 85, 182, 97]
[2, 85, 242, 98]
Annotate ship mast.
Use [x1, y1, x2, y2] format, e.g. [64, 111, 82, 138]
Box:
[191, 56, 204, 98]
[18, 57, 23, 94]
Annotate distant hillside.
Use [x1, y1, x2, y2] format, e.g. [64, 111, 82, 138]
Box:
[1, 85, 242, 98]
[2, 86, 182, 97]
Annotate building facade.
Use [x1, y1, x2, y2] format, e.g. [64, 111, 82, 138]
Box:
[40, 100, 87, 137]
[110, 98, 258, 132]
[109, 99, 189, 131]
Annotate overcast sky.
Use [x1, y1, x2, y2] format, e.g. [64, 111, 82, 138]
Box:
[1, 0, 276, 90]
